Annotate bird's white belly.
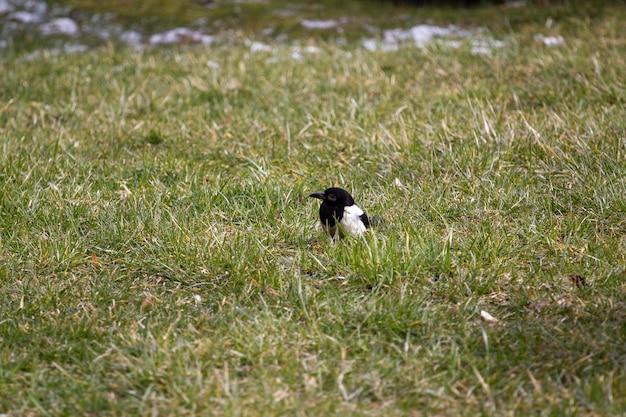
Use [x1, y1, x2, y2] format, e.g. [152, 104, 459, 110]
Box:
[340, 205, 367, 237]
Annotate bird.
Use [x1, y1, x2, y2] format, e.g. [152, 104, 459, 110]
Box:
[309, 187, 371, 239]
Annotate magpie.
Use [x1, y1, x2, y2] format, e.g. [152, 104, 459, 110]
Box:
[309, 187, 371, 239]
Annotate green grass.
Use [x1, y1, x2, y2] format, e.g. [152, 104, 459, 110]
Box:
[2, 2, 626, 415]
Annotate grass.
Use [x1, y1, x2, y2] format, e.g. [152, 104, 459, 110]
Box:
[2, 1, 626, 415]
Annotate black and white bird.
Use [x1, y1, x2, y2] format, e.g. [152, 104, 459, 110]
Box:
[309, 187, 371, 239]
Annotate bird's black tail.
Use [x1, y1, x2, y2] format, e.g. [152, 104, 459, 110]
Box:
[360, 214, 385, 229]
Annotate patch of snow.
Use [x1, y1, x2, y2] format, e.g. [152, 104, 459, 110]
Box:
[40, 18, 79, 36]
[470, 38, 506, 55]
[382, 28, 411, 44]
[250, 41, 272, 52]
[290, 45, 322, 60]
[301, 19, 337, 30]
[361, 38, 399, 52]
[534, 34, 564, 46]
[387, 24, 470, 48]
[94, 28, 111, 40]
[444, 40, 463, 49]
[149, 28, 214, 45]
[120, 31, 143, 49]
[8, 11, 42, 23]
[470, 43, 491, 55]
[364, 24, 472, 51]
[303, 45, 321, 54]
[362, 38, 378, 52]
[0, 0, 14, 15]
[411, 25, 463, 47]
[87, 13, 120, 39]
[362, 23, 377, 34]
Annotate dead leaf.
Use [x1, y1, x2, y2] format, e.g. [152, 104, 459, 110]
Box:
[141, 294, 154, 310]
[264, 287, 280, 297]
[91, 253, 100, 268]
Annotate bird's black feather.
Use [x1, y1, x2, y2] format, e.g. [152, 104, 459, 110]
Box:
[359, 213, 370, 228]
[319, 205, 341, 227]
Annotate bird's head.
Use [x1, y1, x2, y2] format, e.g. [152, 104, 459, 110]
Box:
[309, 187, 355, 207]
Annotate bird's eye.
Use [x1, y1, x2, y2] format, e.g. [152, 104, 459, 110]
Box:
[327, 193, 337, 202]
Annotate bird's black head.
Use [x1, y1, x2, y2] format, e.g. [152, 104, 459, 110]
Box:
[309, 187, 355, 207]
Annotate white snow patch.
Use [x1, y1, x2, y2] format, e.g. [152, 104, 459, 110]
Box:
[120, 31, 143, 49]
[94, 28, 111, 39]
[534, 34, 564, 46]
[290, 45, 322, 60]
[391, 24, 468, 47]
[40, 18, 79, 36]
[250, 41, 272, 52]
[8, 11, 42, 23]
[362, 38, 377, 52]
[362, 38, 399, 52]
[0, 0, 14, 15]
[363, 24, 471, 51]
[149, 28, 214, 45]
[444, 40, 463, 49]
[470, 38, 506, 55]
[302, 45, 321, 54]
[401, 25, 449, 46]
[301, 19, 337, 30]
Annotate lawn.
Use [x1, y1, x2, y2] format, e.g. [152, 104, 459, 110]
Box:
[1, 0, 626, 415]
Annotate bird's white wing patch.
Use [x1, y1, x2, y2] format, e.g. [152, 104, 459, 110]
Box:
[340, 204, 367, 237]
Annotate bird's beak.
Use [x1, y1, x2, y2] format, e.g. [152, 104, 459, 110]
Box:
[309, 192, 325, 200]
